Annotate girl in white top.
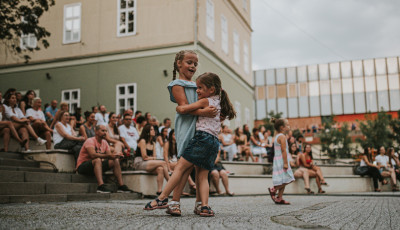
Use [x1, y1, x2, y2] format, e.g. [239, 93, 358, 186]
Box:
[105, 112, 130, 155]
[156, 127, 168, 160]
[250, 127, 267, 162]
[145, 72, 236, 217]
[0, 102, 27, 152]
[53, 111, 85, 158]
[3, 94, 46, 151]
[219, 125, 237, 161]
[376, 146, 398, 191]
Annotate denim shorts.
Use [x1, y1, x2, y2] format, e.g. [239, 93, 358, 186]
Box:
[181, 130, 219, 171]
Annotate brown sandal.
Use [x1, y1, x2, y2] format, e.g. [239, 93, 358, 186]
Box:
[268, 187, 276, 202]
[305, 188, 314, 194]
[200, 206, 215, 217]
[318, 189, 326, 194]
[166, 203, 181, 216]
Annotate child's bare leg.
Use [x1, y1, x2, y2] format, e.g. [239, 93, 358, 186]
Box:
[195, 166, 201, 202]
[198, 167, 210, 207]
[171, 165, 193, 201]
[153, 158, 193, 205]
[276, 185, 286, 199]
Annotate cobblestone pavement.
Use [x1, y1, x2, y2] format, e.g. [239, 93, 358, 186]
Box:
[0, 195, 399, 229]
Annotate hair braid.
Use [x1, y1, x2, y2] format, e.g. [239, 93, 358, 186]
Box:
[172, 50, 197, 81]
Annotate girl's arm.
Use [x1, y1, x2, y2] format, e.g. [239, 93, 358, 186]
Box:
[172, 86, 217, 117]
[300, 154, 311, 168]
[176, 98, 209, 114]
[215, 149, 221, 164]
[79, 125, 88, 140]
[250, 136, 262, 147]
[278, 135, 288, 169]
[138, 140, 154, 161]
[163, 142, 172, 171]
[56, 123, 83, 141]
[105, 131, 118, 144]
[157, 136, 164, 147]
[362, 155, 379, 169]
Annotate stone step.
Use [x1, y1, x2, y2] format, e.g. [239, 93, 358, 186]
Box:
[225, 175, 397, 195]
[0, 170, 98, 183]
[0, 166, 54, 173]
[221, 161, 355, 176]
[0, 193, 141, 204]
[0, 152, 24, 160]
[0, 182, 115, 195]
[0, 158, 40, 168]
[0, 138, 54, 152]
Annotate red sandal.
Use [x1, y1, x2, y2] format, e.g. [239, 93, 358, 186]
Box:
[275, 198, 291, 205]
[268, 187, 276, 202]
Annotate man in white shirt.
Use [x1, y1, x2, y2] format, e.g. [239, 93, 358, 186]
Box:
[95, 105, 109, 126]
[118, 114, 139, 151]
[158, 118, 171, 136]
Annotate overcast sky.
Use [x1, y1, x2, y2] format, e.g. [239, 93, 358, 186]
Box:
[251, 0, 400, 70]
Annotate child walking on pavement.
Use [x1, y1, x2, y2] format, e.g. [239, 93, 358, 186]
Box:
[144, 72, 236, 217]
[268, 118, 295, 204]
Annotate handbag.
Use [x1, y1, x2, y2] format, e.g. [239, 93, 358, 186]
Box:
[354, 165, 369, 176]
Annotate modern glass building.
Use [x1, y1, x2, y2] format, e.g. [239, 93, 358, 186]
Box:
[254, 56, 400, 126]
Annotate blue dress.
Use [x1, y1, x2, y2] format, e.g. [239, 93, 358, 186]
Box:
[167, 79, 198, 157]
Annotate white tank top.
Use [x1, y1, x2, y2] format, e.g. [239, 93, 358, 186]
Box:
[360, 158, 367, 167]
[53, 122, 72, 145]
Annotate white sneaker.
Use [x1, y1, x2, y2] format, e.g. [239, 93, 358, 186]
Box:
[36, 137, 47, 146]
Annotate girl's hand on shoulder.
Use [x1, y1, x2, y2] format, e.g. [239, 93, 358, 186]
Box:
[176, 105, 184, 114]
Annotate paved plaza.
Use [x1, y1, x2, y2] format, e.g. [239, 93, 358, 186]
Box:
[0, 194, 399, 229]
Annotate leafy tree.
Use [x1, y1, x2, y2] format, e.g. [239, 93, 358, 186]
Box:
[357, 111, 393, 150]
[1, 0, 55, 62]
[261, 111, 283, 135]
[389, 110, 400, 151]
[320, 116, 353, 159]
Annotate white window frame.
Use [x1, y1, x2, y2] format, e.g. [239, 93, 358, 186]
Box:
[233, 30, 240, 64]
[206, 0, 215, 41]
[243, 41, 249, 73]
[235, 101, 242, 127]
[20, 16, 37, 49]
[116, 83, 137, 115]
[63, 3, 81, 44]
[61, 89, 80, 114]
[117, 0, 137, 37]
[221, 15, 228, 54]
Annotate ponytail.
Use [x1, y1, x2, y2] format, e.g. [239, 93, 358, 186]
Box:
[220, 89, 236, 120]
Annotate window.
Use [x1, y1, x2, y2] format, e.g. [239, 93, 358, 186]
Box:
[288, 84, 297, 98]
[206, 0, 215, 41]
[243, 41, 249, 74]
[277, 85, 287, 98]
[267, 86, 276, 99]
[235, 101, 241, 127]
[256, 86, 265, 100]
[341, 61, 352, 78]
[308, 65, 318, 81]
[20, 16, 37, 49]
[233, 31, 240, 64]
[61, 89, 80, 114]
[116, 83, 136, 115]
[118, 0, 137, 36]
[20, 34, 37, 49]
[254, 70, 265, 86]
[63, 3, 81, 44]
[221, 15, 228, 54]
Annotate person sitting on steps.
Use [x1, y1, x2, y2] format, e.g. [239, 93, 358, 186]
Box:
[76, 125, 133, 193]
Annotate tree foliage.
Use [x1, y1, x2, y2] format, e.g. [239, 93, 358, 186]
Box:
[389, 111, 400, 151]
[0, 0, 55, 62]
[357, 111, 393, 150]
[261, 111, 283, 135]
[320, 116, 353, 159]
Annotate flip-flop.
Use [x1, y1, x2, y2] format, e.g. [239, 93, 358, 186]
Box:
[268, 187, 276, 202]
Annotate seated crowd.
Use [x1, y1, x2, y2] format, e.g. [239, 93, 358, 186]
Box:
[1, 88, 398, 195]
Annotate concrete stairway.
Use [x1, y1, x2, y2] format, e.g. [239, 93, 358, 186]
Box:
[0, 152, 141, 204]
[220, 161, 397, 195]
